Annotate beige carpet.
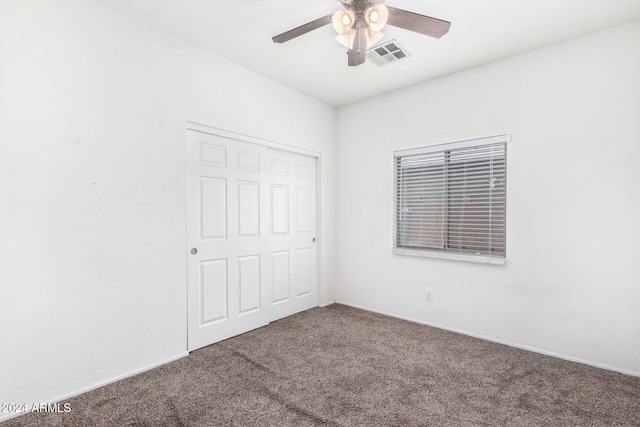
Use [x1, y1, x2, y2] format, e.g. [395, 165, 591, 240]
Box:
[4, 304, 640, 426]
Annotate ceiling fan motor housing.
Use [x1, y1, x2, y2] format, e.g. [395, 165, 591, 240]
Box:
[340, 0, 384, 14]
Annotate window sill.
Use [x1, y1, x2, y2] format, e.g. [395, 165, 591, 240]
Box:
[393, 248, 506, 265]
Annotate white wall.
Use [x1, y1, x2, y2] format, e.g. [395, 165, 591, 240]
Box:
[336, 21, 640, 375]
[1, 1, 638, 418]
[0, 0, 336, 418]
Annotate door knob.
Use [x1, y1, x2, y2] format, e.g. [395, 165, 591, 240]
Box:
[312, 238, 316, 243]
[190, 248, 198, 255]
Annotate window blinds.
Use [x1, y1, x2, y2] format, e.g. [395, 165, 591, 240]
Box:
[394, 135, 507, 264]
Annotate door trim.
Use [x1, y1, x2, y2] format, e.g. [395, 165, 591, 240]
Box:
[187, 121, 321, 159]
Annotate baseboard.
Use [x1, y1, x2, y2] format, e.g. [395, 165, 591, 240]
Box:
[337, 300, 640, 378]
[0, 352, 189, 423]
[318, 300, 336, 308]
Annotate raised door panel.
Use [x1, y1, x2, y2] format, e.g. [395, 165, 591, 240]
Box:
[200, 259, 228, 324]
[237, 150, 260, 172]
[238, 255, 261, 314]
[271, 251, 290, 304]
[237, 181, 260, 237]
[200, 177, 226, 239]
[295, 188, 311, 234]
[270, 158, 289, 176]
[294, 161, 311, 180]
[271, 185, 289, 235]
[199, 143, 226, 167]
[295, 249, 312, 297]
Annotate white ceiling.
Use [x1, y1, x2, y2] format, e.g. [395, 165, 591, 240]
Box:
[92, 0, 640, 107]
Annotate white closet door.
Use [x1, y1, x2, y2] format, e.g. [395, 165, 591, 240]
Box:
[267, 147, 318, 322]
[187, 130, 317, 351]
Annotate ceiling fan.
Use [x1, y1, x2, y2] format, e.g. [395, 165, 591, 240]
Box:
[272, 0, 451, 67]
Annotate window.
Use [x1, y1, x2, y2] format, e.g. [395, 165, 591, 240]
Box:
[393, 135, 508, 264]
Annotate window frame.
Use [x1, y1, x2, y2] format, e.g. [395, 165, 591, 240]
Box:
[393, 134, 509, 265]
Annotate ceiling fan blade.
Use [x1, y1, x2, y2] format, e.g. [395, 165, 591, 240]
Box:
[272, 14, 333, 43]
[348, 24, 366, 66]
[386, 6, 451, 38]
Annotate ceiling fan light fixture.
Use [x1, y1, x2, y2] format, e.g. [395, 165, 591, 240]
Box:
[335, 30, 356, 49]
[365, 4, 388, 33]
[365, 28, 385, 47]
[332, 10, 356, 35]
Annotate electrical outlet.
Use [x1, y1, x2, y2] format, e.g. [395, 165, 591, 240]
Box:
[425, 289, 433, 302]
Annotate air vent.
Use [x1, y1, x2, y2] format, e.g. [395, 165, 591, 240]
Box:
[366, 40, 410, 66]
